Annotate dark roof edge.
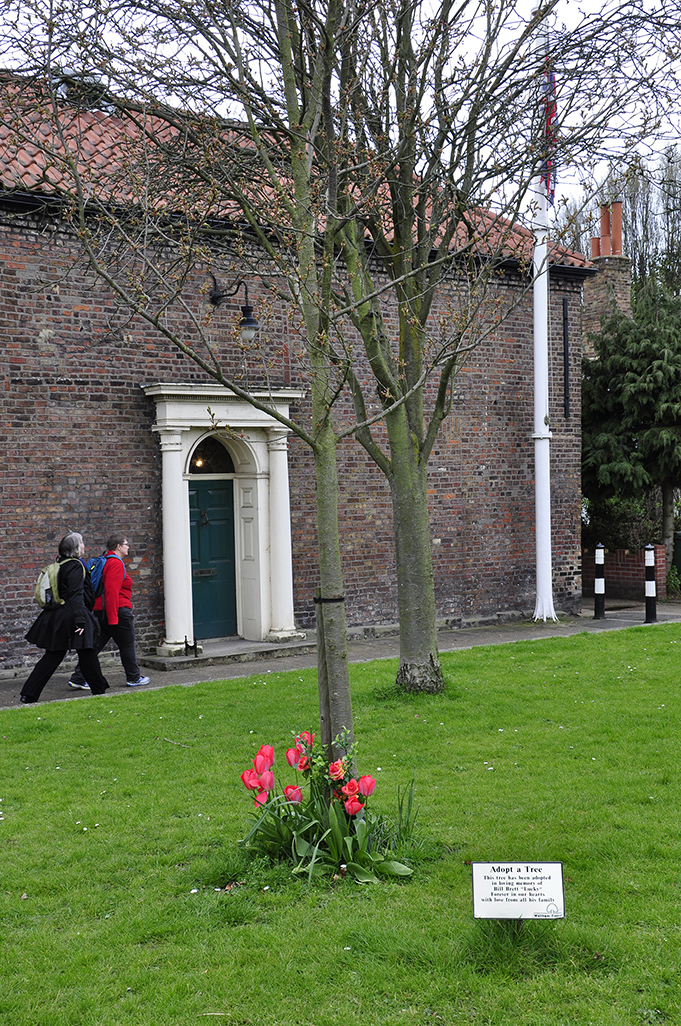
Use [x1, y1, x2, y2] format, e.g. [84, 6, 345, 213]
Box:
[0, 189, 62, 212]
[0, 190, 598, 282]
[550, 262, 598, 281]
[496, 255, 597, 282]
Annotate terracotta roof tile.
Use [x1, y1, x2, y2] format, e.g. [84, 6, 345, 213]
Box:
[0, 77, 593, 273]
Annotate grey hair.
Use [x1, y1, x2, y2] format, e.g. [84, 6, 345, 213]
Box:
[58, 532, 83, 558]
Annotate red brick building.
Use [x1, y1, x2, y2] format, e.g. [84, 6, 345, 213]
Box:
[0, 118, 595, 668]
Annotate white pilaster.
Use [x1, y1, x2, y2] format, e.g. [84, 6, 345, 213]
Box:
[154, 426, 195, 654]
[267, 429, 304, 640]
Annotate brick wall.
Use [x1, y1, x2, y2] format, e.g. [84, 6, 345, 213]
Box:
[289, 272, 584, 629]
[0, 213, 586, 666]
[582, 546, 667, 601]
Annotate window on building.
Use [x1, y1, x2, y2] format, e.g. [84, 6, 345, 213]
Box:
[189, 436, 235, 474]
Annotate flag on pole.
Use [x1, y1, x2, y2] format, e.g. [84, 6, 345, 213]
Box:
[541, 59, 557, 205]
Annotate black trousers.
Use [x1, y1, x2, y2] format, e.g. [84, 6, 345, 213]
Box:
[21, 648, 109, 702]
[68, 608, 141, 685]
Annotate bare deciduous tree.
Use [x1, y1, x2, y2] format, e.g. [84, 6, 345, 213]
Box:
[0, 0, 678, 740]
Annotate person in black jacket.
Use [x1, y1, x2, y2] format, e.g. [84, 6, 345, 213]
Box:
[20, 532, 109, 704]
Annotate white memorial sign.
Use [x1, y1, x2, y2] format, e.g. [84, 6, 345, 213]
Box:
[471, 862, 564, 919]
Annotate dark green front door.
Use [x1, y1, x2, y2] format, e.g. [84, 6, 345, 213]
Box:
[189, 479, 237, 638]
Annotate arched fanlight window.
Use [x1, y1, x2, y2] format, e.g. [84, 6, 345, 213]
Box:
[189, 436, 235, 474]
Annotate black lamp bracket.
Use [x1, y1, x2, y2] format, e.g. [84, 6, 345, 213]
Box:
[208, 273, 250, 308]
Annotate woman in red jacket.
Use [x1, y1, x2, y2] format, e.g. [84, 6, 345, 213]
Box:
[68, 532, 150, 689]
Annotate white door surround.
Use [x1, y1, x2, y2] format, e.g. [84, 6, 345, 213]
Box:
[143, 382, 305, 655]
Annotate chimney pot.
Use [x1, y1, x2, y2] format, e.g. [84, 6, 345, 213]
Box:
[611, 201, 623, 255]
[600, 205, 612, 256]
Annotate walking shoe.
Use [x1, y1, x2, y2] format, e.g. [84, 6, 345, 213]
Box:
[126, 675, 150, 687]
[68, 680, 91, 690]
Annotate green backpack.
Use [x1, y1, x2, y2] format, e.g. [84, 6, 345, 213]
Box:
[34, 558, 84, 609]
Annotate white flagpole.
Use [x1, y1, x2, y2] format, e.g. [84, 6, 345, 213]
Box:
[532, 16, 557, 623]
[532, 180, 556, 621]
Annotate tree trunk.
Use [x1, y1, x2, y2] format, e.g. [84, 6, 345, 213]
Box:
[312, 421, 354, 752]
[387, 415, 445, 694]
[662, 481, 676, 574]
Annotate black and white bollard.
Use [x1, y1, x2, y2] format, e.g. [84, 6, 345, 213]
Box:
[594, 543, 605, 619]
[644, 544, 657, 623]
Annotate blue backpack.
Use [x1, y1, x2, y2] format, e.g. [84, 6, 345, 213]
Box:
[85, 553, 127, 598]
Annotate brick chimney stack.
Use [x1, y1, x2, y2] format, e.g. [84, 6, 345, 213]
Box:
[583, 201, 632, 353]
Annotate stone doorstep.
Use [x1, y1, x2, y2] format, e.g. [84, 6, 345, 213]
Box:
[141, 624, 401, 673]
[139, 636, 316, 672]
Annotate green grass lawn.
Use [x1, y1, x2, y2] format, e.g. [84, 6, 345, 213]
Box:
[2, 624, 681, 1026]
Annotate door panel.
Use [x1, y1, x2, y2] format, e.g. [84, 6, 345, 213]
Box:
[189, 479, 237, 638]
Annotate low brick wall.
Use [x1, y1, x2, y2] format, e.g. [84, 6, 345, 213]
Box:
[582, 546, 667, 601]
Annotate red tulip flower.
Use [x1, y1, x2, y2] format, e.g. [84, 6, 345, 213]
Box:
[254, 790, 268, 806]
[253, 746, 274, 774]
[297, 730, 315, 749]
[286, 746, 302, 768]
[241, 769, 260, 791]
[283, 784, 303, 805]
[298, 755, 310, 772]
[341, 778, 360, 797]
[344, 796, 365, 816]
[259, 770, 275, 792]
[358, 775, 377, 797]
[328, 759, 345, 781]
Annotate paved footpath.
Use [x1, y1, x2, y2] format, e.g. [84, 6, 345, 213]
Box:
[2, 600, 681, 711]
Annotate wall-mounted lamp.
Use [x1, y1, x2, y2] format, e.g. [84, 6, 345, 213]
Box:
[208, 273, 259, 343]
